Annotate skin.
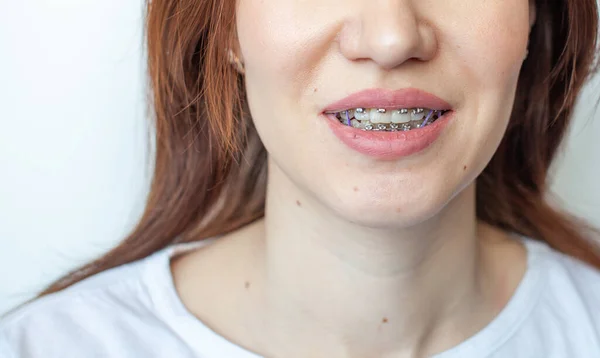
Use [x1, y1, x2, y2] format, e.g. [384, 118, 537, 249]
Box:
[172, 0, 537, 357]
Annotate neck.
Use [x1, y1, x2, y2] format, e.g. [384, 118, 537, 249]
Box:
[248, 164, 506, 357]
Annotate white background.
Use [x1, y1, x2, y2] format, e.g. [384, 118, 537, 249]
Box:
[0, 0, 599, 315]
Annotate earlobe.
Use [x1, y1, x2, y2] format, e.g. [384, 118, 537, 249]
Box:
[227, 48, 246, 74]
[228, 32, 245, 75]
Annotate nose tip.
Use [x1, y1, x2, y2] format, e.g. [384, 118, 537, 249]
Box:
[338, 5, 437, 70]
[365, 26, 431, 69]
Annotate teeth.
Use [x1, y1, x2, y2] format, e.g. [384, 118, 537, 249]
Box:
[354, 108, 370, 121]
[344, 109, 355, 122]
[330, 107, 449, 131]
[411, 108, 426, 121]
[391, 109, 411, 123]
[369, 108, 393, 124]
[338, 110, 350, 125]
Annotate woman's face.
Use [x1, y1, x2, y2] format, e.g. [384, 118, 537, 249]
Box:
[236, 0, 534, 226]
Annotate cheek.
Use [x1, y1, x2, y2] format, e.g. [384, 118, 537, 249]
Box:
[439, 1, 531, 167]
[236, 0, 336, 155]
[236, 0, 328, 88]
[441, 0, 530, 91]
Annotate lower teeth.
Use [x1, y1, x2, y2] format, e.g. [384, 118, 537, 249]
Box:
[337, 110, 446, 131]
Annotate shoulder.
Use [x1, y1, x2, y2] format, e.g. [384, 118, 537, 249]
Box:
[0, 249, 170, 358]
[518, 239, 600, 355]
[535, 239, 600, 309]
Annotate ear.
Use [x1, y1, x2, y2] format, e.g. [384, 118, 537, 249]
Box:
[228, 29, 245, 74]
[529, 0, 537, 29]
[232, 27, 244, 63]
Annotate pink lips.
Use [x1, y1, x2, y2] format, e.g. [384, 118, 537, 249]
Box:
[322, 88, 454, 160]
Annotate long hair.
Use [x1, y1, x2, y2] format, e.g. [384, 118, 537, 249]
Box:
[39, 0, 600, 296]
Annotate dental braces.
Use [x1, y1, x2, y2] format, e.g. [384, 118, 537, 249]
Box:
[335, 109, 446, 131]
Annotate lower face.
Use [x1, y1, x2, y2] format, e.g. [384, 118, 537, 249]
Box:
[236, 0, 532, 227]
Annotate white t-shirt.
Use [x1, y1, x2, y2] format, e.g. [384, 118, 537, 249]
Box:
[2, 238, 600, 358]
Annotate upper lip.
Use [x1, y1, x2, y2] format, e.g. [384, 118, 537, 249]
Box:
[323, 88, 452, 113]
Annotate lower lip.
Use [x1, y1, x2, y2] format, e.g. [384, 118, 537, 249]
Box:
[324, 111, 454, 160]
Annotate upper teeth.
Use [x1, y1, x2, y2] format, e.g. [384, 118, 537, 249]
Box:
[330, 108, 437, 124]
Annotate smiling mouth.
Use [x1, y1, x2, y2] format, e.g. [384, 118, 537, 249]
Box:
[325, 107, 451, 132]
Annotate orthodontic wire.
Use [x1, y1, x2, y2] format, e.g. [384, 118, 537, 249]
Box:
[338, 108, 440, 129]
[421, 109, 436, 127]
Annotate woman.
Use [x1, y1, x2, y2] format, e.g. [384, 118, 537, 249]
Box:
[2, 0, 600, 356]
